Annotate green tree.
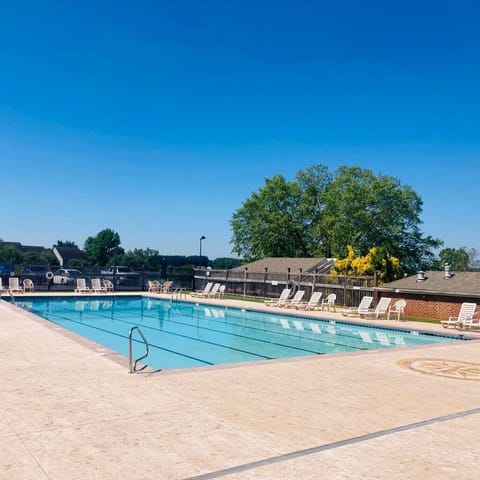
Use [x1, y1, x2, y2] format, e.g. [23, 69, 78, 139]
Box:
[211, 257, 243, 269]
[319, 166, 441, 271]
[39, 250, 57, 265]
[54, 240, 78, 248]
[432, 247, 476, 271]
[231, 174, 309, 260]
[21, 252, 40, 266]
[121, 248, 162, 270]
[84, 229, 124, 266]
[230, 164, 441, 272]
[0, 245, 23, 265]
[68, 258, 89, 268]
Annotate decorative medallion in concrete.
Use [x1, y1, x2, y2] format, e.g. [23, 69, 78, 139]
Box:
[398, 358, 480, 381]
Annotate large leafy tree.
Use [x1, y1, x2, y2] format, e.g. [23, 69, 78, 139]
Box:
[211, 257, 243, 269]
[230, 164, 441, 272]
[120, 248, 162, 270]
[0, 245, 23, 265]
[84, 229, 124, 266]
[432, 247, 478, 271]
[54, 240, 78, 248]
[318, 166, 441, 271]
[231, 174, 309, 259]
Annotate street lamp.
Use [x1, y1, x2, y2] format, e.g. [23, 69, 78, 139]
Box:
[199, 236, 206, 258]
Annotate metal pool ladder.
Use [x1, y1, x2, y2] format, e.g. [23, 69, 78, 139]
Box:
[7, 289, 16, 305]
[128, 326, 149, 374]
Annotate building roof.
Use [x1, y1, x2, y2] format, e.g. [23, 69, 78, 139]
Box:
[230, 257, 335, 274]
[377, 271, 480, 298]
[0, 241, 48, 254]
[53, 247, 86, 265]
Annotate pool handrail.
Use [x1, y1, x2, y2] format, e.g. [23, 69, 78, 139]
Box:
[128, 326, 150, 374]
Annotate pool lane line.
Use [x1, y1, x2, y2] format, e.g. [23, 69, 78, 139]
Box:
[117, 304, 364, 356]
[38, 308, 271, 365]
[182, 406, 480, 480]
[34, 310, 216, 366]
[49, 305, 321, 361]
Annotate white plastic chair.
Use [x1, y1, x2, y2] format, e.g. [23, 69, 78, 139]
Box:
[343, 296, 373, 317]
[103, 279, 114, 292]
[9, 277, 24, 293]
[387, 299, 407, 321]
[366, 297, 392, 319]
[23, 278, 35, 292]
[441, 303, 476, 329]
[191, 282, 213, 297]
[284, 290, 305, 308]
[265, 288, 291, 307]
[75, 278, 90, 293]
[91, 278, 106, 293]
[296, 291, 322, 310]
[321, 293, 337, 312]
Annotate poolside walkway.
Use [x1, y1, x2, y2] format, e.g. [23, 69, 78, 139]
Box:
[1, 293, 479, 479]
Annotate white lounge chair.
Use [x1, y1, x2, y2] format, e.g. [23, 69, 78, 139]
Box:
[214, 284, 226, 299]
[461, 315, 480, 330]
[284, 290, 305, 308]
[75, 278, 90, 293]
[206, 283, 221, 298]
[23, 278, 35, 292]
[191, 282, 213, 297]
[91, 278, 107, 293]
[265, 288, 291, 307]
[387, 299, 407, 321]
[343, 296, 373, 317]
[296, 291, 322, 310]
[441, 302, 477, 329]
[9, 277, 24, 294]
[321, 293, 337, 312]
[0, 277, 4, 293]
[365, 297, 392, 319]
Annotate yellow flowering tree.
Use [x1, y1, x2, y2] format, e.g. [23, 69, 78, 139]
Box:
[332, 246, 403, 284]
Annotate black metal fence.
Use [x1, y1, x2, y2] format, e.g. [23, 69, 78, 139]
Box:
[2, 266, 195, 293]
[193, 268, 377, 307]
[3, 264, 376, 306]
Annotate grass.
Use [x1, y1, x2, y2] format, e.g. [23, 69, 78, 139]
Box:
[402, 316, 441, 325]
[223, 294, 265, 303]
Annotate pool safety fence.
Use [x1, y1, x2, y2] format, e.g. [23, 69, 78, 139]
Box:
[193, 268, 376, 308]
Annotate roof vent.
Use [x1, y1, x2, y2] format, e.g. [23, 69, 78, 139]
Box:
[416, 271, 426, 282]
[444, 264, 453, 279]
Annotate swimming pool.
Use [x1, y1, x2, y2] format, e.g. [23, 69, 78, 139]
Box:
[11, 296, 464, 371]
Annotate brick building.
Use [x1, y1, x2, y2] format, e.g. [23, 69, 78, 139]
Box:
[376, 269, 480, 320]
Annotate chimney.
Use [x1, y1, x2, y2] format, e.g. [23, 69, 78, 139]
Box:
[444, 264, 453, 279]
[416, 271, 426, 282]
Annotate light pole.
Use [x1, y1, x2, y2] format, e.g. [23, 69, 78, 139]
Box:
[199, 235, 206, 258]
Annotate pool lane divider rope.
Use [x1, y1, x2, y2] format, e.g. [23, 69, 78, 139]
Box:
[182, 407, 480, 480]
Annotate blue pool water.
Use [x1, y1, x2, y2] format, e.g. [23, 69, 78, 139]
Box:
[11, 296, 464, 371]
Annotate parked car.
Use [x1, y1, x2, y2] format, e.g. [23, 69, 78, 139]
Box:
[53, 268, 82, 285]
[100, 266, 140, 286]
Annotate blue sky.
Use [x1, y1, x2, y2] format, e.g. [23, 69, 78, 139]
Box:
[1, 1, 479, 259]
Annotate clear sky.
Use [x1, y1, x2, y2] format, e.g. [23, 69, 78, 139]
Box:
[1, 1, 479, 259]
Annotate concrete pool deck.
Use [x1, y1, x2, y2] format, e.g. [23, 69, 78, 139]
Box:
[1, 293, 479, 479]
